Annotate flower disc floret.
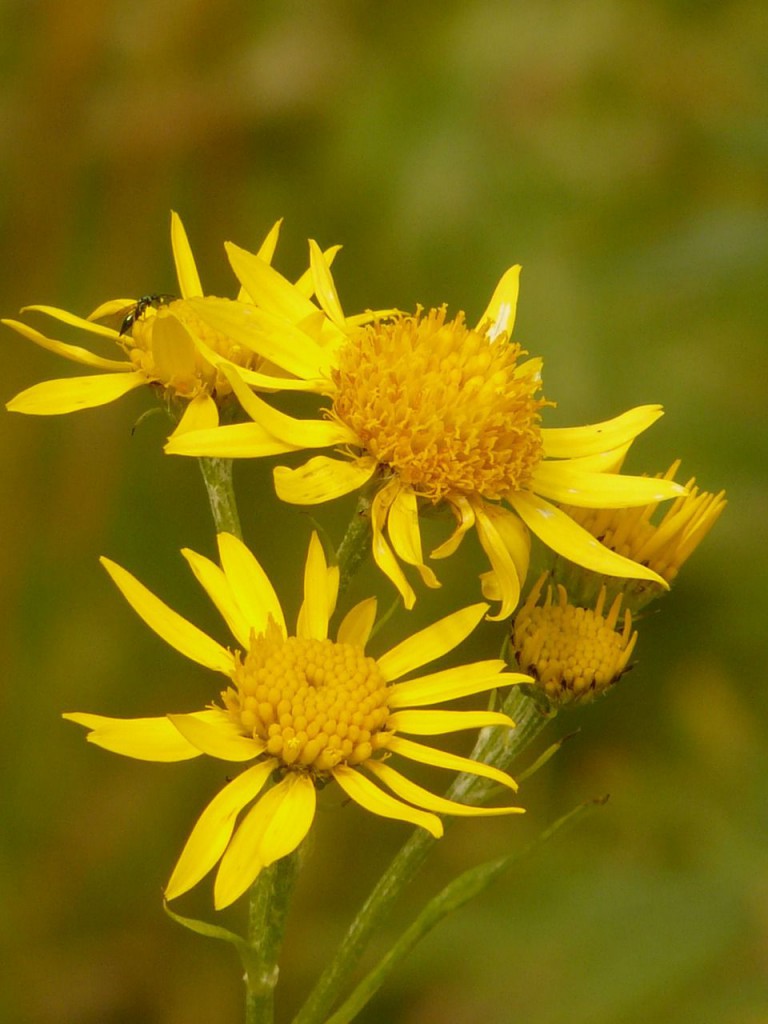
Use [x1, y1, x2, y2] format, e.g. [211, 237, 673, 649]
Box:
[332, 308, 547, 503]
[224, 625, 390, 772]
[512, 575, 637, 706]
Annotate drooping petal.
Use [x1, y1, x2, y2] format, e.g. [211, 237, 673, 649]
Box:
[370, 482, 417, 610]
[168, 712, 264, 761]
[180, 547, 251, 649]
[165, 760, 277, 900]
[2, 318, 131, 369]
[531, 462, 687, 508]
[387, 485, 441, 588]
[376, 603, 488, 682]
[100, 557, 234, 673]
[217, 532, 286, 637]
[478, 265, 521, 340]
[7, 371, 146, 414]
[541, 405, 665, 459]
[387, 709, 515, 735]
[166, 422, 302, 458]
[336, 597, 377, 649]
[473, 504, 522, 620]
[274, 455, 378, 505]
[386, 735, 518, 792]
[296, 532, 331, 641]
[332, 765, 443, 838]
[213, 773, 316, 909]
[366, 761, 524, 817]
[430, 494, 475, 559]
[388, 660, 514, 708]
[169, 394, 219, 438]
[508, 491, 669, 587]
[63, 712, 212, 761]
[170, 211, 204, 298]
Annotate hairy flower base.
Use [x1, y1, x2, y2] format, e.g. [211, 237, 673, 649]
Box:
[65, 532, 529, 909]
[511, 575, 637, 706]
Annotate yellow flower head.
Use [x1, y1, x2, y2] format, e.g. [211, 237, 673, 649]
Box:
[166, 242, 687, 618]
[562, 460, 726, 604]
[65, 532, 527, 909]
[511, 574, 637, 707]
[3, 213, 316, 439]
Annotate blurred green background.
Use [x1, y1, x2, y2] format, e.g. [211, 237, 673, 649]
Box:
[1, 1, 766, 1022]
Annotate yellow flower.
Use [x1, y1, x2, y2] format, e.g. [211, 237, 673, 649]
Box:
[65, 532, 527, 909]
[511, 574, 637, 707]
[3, 213, 319, 439]
[165, 242, 686, 618]
[562, 460, 726, 602]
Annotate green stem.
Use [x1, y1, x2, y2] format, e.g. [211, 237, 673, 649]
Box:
[335, 493, 373, 596]
[292, 690, 550, 1024]
[198, 456, 243, 538]
[245, 850, 303, 1024]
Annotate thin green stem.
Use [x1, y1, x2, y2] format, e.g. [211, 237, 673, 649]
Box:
[292, 690, 551, 1024]
[198, 456, 242, 539]
[244, 849, 303, 1024]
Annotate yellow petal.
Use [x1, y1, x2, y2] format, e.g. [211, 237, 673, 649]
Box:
[220, 364, 356, 449]
[508, 491, 669, 587]
[308, 239, 346, 327]
[387, 709, 515, 735]
[213, 773, 316, 909]
[168, 712, 263, 761]
[181, 547, 251, 649]
[388, 485, 440, 588]
[531, 462, 687, 508]
[256, 219, 283, 264]
[165, 760, 276, 900]
[217, 532, 286, 637]
[151, 314, 200, 381]
[336, 597, 377, 649]
[370, 482, 417, 610]
[332, 764, 443, 838]
[170, 211, 204, 298]
[2, 318, 130, 369]
[100, 556, 234, 672]
[274, 455, 378, 505]
[388, 660, 514, 707]
[166, 422, 301, 458]
[541, 405, 665, 459]
[21, 304, 122, 339]
[63, 711, 210, 761]
[296, 532, 331, 641]
[386, 735, 518, 792]
[366, 761, 524, 817]
[478, 265, 521, 340]
[168, 394, 219, 439]
[7, 371, 146, 414]
[473, 505, 523, 620]
[295, 243, 341, 299]
[185, 297, 331, 380]
[376, 603, 488, 682]
[430, 494, 475, 559]
[225, 241, 322, 326]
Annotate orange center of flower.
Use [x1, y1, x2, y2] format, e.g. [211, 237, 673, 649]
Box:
[126, 299, 261, 399]
[512, 582, 636, 705]
[331, 307, 547, 502]
[223, 624, 391, 773]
